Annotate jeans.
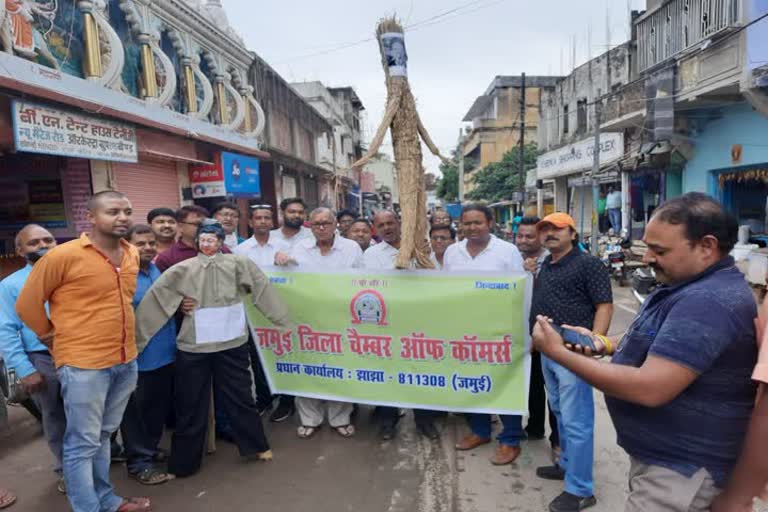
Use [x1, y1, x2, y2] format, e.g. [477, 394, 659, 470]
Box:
[28, 352, 66, 474]
[608, 208, 622, 233]
[58, 361, 138, 512]
[542, 355, 594, 497]
[467, 413, 525, 447]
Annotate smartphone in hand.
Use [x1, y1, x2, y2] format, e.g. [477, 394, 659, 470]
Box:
[550, 324, 597, 351]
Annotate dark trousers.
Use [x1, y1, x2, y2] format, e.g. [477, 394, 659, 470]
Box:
[247, 338, 274, 410]
[169, 345, 269, 477]
[376, 406, 434, 427]
[27, 352, 66, 474]
[528, 350, 560, 447]
[121, 363, 174, 474]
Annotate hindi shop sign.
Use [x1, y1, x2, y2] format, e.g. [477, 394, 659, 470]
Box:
[247, 270, 532, 414]
[11, 100, 137, 163]
[536, 133, 624, 180]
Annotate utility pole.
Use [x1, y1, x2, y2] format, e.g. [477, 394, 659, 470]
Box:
[458, 129, 465, 203]
[518, 72, 526, 210]
[591, 101, 601, 256]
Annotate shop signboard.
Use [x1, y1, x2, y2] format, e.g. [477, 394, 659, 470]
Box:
[221, 152, 260, 197]
[11, 100, 138, 163]
[189, 156, 226, 199]
[536, 133, 624, 180]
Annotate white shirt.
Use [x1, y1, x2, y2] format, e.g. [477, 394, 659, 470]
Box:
[223, 233, 239, 251]
[443, 235, 524, 272]
[606, 191, 622, 209]
[290, 235, 363, 269]
[429, 252, 443, 270]
[234, 235, 289, 268]
[363, 241, 401, 270]
[270, 226, 315, 250]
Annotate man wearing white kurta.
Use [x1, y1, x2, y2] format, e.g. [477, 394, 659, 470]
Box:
[234, 206, 289, 268]
[444, 204, 527, 467]
[363, 211, 441, 441]
[279, 207, 363, 439]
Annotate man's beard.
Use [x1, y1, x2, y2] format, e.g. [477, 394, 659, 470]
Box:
[284, 217, 304, 229]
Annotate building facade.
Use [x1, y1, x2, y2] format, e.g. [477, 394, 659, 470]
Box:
[289, 81, 366, 211]
[461, 75, 560, 201]
[0, 0, 269, 272]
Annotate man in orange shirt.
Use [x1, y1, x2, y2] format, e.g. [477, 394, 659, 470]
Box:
[16, 191, 151, 512]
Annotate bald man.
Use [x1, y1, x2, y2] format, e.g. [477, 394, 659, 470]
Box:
[16, 191, 151, 512]
[0, 224, 66, 493]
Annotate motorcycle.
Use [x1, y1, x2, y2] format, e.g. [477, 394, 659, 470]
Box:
[631, 267, 658, 306]
[0, 357, 42, 427]
[601, 230, 633, 287]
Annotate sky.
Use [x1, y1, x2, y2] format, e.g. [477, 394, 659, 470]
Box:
[222, 0, 644, 176]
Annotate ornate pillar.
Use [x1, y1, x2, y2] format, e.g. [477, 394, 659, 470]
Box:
[78, 1, 103, 79]
[138, 33, 158, 100]
[215, 75, 229, 125]
[182, 57, 197, 114]
[239, 87, 252, 132]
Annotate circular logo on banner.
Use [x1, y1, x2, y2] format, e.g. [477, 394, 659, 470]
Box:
[350, 289, 387, 326]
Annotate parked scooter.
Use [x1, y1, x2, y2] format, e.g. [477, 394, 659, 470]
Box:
[601, 229, 633, 287]
[631, 266, 658, 306]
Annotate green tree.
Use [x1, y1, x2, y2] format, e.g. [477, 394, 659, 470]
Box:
[466, 143, 539, 203]
[436, 161, 459, 202]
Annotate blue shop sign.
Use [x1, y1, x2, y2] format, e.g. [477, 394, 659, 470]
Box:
[222, 151, 260, 197]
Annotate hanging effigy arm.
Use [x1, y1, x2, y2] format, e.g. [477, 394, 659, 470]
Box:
[350, 86, 404, 169]
[416, 111, 450, 165]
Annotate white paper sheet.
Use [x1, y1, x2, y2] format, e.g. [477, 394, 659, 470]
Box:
[194, 303, 246, 344]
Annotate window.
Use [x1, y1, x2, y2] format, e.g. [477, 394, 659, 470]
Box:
[563, 104, 569, 134]
[577, 98, 588, 133]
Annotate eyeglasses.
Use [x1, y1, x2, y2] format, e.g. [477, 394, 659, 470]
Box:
[250, 204, 273, 209]
[311, 222, 334, 229]
[179, 221, 202, 227]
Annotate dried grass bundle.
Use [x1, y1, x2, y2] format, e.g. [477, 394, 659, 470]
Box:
[352, 17, 448, 269]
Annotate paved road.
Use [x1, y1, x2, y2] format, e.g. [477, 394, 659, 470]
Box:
[0, 286, 641, 512]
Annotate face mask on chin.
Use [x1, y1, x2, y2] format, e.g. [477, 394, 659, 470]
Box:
[26, 247, 50, 263]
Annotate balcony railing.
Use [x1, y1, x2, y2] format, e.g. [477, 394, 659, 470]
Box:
[636, 0, 740, 71]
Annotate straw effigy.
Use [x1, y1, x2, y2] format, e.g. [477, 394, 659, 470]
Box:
[352, 17, 448, 269]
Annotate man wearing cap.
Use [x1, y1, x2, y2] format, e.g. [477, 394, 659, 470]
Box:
[532, 213, 613, 512]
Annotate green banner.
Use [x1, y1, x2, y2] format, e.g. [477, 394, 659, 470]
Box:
[246, 270, 532, 414]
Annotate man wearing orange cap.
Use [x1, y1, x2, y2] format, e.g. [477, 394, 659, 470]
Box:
[531, 212, 613, 512]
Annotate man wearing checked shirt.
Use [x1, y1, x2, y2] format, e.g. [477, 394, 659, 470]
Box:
[0, 224, 66, 494]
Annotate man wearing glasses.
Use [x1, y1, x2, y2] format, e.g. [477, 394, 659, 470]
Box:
[156, 205, 212, 272]
[429, 225, 456, 269]
[212, 202, 245, 251]
[276, 207, 362, 439]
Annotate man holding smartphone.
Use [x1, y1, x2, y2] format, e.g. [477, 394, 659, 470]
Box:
[530, 213, 613, 512]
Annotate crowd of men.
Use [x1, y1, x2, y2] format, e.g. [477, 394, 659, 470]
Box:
[0, 190, 766, 512]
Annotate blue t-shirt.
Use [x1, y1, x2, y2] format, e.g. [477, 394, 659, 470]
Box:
[134, 263, 177, 372]
[606, 257, 757, 486]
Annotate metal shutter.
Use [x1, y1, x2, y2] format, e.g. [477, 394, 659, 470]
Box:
[112, 159, 180, 225]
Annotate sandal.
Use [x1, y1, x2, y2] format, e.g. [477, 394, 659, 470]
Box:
[0, 489, 16, 509]
[129, 468, 173, 486]
[116, 497, 151, 512]
[297, 425, 319, 439]
[245, 449, 273, 462]
[334, 425, 355, 438]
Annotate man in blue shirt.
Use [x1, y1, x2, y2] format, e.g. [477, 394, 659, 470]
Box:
[118, 225, 175, 485]
[0, 224, 66, 493]
[533, 193, 757, 512]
